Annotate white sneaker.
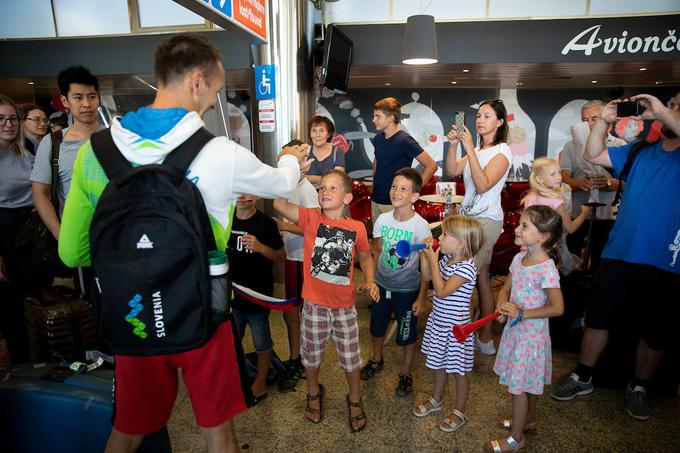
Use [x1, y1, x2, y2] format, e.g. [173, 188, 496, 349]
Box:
[475, 337, 496, 355]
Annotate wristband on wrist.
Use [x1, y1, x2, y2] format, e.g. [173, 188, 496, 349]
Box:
[510, 307, 525, 327]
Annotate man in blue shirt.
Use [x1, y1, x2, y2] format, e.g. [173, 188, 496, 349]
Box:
[551, 93, 680, 421]
[371, 97, 437, 221]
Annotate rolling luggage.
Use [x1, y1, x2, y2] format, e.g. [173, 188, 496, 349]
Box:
[23, 286, 101, 362]
[0, 363, 171, 453]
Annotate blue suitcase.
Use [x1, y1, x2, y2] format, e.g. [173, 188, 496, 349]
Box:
[0, 363, 171, 453]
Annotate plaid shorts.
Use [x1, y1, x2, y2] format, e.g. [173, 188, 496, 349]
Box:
[301, 301, 362, 372]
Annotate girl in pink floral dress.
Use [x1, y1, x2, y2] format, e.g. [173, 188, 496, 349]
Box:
[483, 205, 565, 453]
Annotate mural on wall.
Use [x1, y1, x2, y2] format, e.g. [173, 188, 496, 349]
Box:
[499, 88, 536, 181]
[401, 92, 445, 175]
[315, 87, 677, 182]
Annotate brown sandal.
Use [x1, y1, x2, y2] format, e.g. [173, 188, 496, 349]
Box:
[346, 394, 367, 432]
[304, 384, 325, 423]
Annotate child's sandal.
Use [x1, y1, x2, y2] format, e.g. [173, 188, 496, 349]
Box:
[483, 434, 525, 452]
[359, 358, 384, 380]
[412, 397, 443, 417]
[346, 394, 367, 433]
[439, 409, 467, 432]
[498, 417, 537, 434]
[304, 384, 325, 423]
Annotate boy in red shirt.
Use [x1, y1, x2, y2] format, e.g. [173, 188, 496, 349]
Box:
[274, 169, 379, 432]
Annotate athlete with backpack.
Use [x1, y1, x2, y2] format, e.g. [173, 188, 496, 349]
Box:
[58, 34, 309, 453]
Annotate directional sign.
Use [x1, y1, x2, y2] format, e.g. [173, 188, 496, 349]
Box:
[174, 0, 267, 44]
[209, 0, 231, 16]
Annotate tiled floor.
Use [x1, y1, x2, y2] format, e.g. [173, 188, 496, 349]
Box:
[167, 276, 679, 452]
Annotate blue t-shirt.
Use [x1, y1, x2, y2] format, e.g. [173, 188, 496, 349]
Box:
[307, 146, 345, 176]
[372, 130, 423, 204]
[603, 141, 680, 273]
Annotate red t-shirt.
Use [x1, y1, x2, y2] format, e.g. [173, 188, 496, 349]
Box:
[298, 207, 370, 308]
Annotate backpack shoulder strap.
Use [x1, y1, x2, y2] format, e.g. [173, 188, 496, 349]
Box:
[163, 128, 215, 174]
[49, 130, 63, 211]
[612, 140, 655, 206]
[90, 129, 133, 180]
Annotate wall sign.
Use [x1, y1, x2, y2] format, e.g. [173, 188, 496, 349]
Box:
[258, 99, 275, 132]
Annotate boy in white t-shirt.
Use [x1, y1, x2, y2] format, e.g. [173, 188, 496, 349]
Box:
[361, 167, 432, 396]
[275, 139, 319, 393]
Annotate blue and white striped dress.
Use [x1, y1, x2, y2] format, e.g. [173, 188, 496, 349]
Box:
[420, 256, 477, 375]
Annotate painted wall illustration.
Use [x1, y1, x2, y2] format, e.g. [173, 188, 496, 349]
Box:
[313, 87, 677, 180]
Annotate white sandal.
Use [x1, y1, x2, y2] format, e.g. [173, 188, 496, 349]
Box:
[412, 397, 443, 417]
[439, 408, 467, 432]
[484, 434, 525, 452]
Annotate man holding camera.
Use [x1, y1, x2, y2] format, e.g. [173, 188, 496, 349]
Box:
[551, 94, 680, 420]
[559, 100, 626, 270]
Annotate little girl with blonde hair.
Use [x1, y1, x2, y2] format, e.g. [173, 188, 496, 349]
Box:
[521, 157, 591, 274]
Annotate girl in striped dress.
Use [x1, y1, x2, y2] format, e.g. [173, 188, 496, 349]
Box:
[413, 215, 484, 433]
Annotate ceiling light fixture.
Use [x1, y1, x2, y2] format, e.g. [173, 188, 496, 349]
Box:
[639, 68, 647, 71]
[451, 81, 457, 84]
[591, 80, 598, 84]
[28, 82, 34, 85]
[385, 82, 391, 86]
[402, 15, 438, 65]
[462, 69, 469, 73]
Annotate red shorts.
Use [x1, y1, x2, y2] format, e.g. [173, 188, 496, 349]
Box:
[284, 260, 304, 307]
[113, 320, 246, 435]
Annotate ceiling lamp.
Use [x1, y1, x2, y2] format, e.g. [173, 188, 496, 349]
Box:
[402, 14, 438, 65]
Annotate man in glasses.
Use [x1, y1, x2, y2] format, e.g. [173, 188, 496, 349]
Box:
[559, 100, 626, 271]
[18, 104, 48, 153]
[30, 66, 101, 240]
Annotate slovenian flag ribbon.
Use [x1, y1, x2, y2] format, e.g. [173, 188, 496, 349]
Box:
[232, 283, 295, 312]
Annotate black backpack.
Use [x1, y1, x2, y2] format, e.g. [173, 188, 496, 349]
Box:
[89, 127, 218, 356]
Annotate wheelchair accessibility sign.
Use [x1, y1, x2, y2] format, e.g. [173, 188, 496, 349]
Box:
[255, 65, 276, 100]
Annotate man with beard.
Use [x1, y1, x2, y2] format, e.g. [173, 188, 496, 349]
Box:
[551, 93, 680, 421]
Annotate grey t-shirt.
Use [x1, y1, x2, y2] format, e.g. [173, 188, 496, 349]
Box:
[0, 147, 34, 208]
[373, 211, 431, 292]
[29, 128, 85, 213]
[559, 134, 627, 220]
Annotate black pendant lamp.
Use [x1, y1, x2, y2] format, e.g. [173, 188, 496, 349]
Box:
[402, 14, 438, 65]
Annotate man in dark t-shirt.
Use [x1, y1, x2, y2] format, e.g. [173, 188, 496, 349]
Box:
[371, 97, 437, 222]
[228, 194, 285, 403]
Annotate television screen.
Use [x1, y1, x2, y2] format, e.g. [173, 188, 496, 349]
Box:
[320, 25, 353, 92]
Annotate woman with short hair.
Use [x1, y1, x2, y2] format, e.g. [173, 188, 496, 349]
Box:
[306, 115, 345, 188]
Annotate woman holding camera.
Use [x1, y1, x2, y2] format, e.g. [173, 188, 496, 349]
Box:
[444, 99, 512, 355]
